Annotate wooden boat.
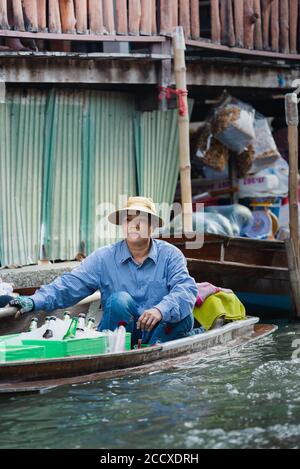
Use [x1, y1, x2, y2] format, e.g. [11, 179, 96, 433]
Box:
[0, 317, 277, 394]
[159, 234, 292, 320]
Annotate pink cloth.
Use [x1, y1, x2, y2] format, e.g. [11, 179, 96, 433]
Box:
[196, 282, 233, 307]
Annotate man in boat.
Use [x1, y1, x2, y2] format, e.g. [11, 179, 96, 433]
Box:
[8, 197, 198, 346]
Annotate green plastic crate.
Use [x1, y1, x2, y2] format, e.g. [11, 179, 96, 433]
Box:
[64, 336, 108, 356]
[22, 339, 66, 359]
[0, 345, 45, 362]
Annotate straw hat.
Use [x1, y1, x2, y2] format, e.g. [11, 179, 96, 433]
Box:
[108, 197, 164, 227]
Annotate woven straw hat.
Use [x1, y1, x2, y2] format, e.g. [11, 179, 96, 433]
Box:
[108, 197, 164, 227]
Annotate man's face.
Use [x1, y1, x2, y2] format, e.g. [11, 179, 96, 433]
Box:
[122, 211, 152, 244]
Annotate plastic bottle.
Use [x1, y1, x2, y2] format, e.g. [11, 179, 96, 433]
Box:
[114, 325, 126, 353]
[63, 311, 71, 321]
[77, 313, 86, 332]
[87, 318, 95, 330]
[43, 317, 57, 339]
[28, 317, 38, 332]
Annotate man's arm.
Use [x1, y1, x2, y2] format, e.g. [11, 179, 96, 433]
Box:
[28, 251, 101, 313]
[153, 249, 198, 323]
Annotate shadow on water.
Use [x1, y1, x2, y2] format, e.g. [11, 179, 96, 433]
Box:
[1, 322, 300, 449]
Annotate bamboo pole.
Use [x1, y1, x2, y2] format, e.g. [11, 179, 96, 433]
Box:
[211, 0, 221, 44]
[129, 0, 141, 35]
[103, 0, 115, 34]
[48, 0, 62, 33]
[0, 0, 9, 29]
[234, 0, 244, 47]
[179, 0, 191, 38]
[11, 0, 25, 30]
[140, 0, 152, 35]
[75, 0, 88, 34]
[59, 0, 76, 33]
[37, 0, 46, 31]
[286, 92, 299, 260]
[190, 0, 200, 40]
[280, 0, 290, 53]
[289, 0, 298, 54]
[89, 0, 104, 34]
[173, 26, 193, 233]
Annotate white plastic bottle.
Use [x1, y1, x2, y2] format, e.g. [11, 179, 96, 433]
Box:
[114, 325, 126, 353]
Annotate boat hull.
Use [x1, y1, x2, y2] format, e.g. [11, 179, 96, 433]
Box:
[0, 318, 277, 393]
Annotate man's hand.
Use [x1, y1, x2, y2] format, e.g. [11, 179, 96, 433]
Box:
[9, 296, 35, 319]
[137, 308, 162, 332]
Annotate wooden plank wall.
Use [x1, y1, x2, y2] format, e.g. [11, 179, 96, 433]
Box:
[0, 1, 299, 55]
[210, 0, 299, 53]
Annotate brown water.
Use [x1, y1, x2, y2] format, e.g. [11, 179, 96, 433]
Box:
[1, 323, 300, 449]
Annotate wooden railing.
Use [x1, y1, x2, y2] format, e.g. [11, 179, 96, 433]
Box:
[0, 1, 299, 57]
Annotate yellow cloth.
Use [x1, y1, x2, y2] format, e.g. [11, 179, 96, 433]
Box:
[193, 292, 246, 331]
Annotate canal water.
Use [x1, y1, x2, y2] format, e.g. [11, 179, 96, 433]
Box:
[1, 323, 300, 449]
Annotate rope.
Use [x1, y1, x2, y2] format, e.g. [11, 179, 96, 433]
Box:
[158, 86, 189, 117]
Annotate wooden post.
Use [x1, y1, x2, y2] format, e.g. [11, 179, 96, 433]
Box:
[151, 0, 157, 34]
[37, 0, 46, 31]
[179, 0, 191, 38]
[103, 0, 115, 34]
[75, 0, 88, 34]
[48, 0, 62, 33]
[226, 0, 236, 46]
[11, 0, 25, 30]
[0, 0, 9, 29]
[244, 0, 255, 49]
[289, 0, 298, 54]
[160, 0, 172, 35]
[234, 0, 244, 47]
[285, 239, 300, 319]
[171, 0, 178, 29]
[89, 0, 104, 34]
[253, 0, 263, 49]
[173, 26, 193, 233]
[22, 0, 38, 31]
[211, 0, 221, 44]
[262, 0, 272, 49]
[116, 0, 128, 35]
[286, 92, 299, 260]
[190, 0, 200, 40]
[271, 0, 279, 52]
[129, 0, 141, 35]
[59, 0, 76, 33]
[140, 0, 152, 35]
[280, 0, 290, 53]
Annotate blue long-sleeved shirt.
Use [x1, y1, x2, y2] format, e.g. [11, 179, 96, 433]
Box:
[31, 239, 198, 323]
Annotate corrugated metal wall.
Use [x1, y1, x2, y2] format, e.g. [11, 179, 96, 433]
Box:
[0, 89, 187, 267]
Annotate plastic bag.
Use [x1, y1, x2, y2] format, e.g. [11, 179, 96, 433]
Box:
[247, 113, 280, 174]
[239, 156, 288, 198]
[205, 205, 253, 237]
[212, 94, 255, 154]
[194, 123, 229, 172]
